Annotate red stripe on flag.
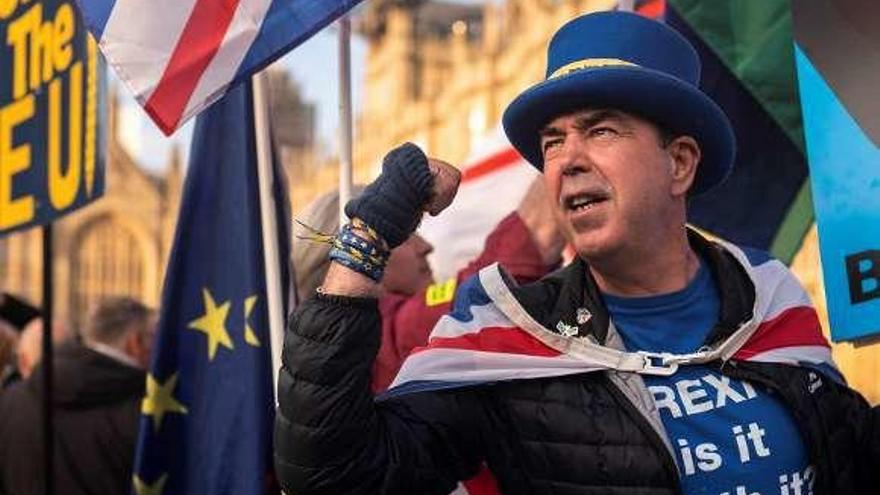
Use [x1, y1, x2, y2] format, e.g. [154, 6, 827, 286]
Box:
[733, 306, 829, 359]
[412, 326, 561, 357]
[461, 464, 501, 495]
[636, 0, 665, 18]
[145, 0, 240, 134]
[461, 148, 523, 183]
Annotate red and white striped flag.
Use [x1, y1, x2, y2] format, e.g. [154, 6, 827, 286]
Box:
[75, 0, 364, 134]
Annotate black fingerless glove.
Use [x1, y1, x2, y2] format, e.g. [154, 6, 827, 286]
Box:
[344, 142, 433, 248]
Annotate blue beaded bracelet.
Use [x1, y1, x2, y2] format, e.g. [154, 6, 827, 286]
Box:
[328, 221, 390, 282]
[329, 245, 385, 281]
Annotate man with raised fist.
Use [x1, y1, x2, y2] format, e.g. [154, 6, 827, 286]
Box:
[274, 11, 879, 495]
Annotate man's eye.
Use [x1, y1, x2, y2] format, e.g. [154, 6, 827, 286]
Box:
[590, 127, 617, 137]
[542, 139, 562, 153]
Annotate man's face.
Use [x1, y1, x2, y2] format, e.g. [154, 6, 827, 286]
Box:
[383, 234, 434, 296]
[122, 314, 157, 370]
[539, 108, 685, 261]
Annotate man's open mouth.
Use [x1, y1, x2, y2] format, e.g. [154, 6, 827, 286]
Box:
[564, 191, 610, 212]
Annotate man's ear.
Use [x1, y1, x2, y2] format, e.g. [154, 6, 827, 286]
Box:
[667, 135, 701, 197]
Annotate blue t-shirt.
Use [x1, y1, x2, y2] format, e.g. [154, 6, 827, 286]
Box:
[603, 262, 814, 495]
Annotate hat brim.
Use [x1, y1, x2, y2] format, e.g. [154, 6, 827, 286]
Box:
[502, 66, 735, 195]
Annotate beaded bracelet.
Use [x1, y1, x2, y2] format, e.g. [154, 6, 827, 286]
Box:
[329, 246, 384, 281]
[335, 224, 390, 262]
[350, 217, 390, 253]
[328, 221, 390, 282]
[295, 217, 391, 282]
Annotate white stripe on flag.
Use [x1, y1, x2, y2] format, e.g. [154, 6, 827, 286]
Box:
[390, 349, 594, 390]
[747, 345, 835, 367]
[180, 0, 273, 122]
[720, 242, 812, 323]
[431, 304, 514, 340]
[101, 0, 198, 103]
[751, 259, 812, 321]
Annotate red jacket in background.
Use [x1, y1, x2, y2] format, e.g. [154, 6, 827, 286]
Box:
[373, 211, 554, 392]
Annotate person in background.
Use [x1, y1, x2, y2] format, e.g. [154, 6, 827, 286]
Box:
[0, 297, 156, 495]
[294, 176, 564, 393]
[0, 321, 19, 388]
[0, 293, 41, 387]
[15, 318, 71, 380]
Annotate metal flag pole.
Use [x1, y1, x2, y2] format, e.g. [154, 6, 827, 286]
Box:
[338, 14, 354, 225]
[252, 71, 285, 403]
[41, 224, 54, 495]
[619, 0, 635, 12]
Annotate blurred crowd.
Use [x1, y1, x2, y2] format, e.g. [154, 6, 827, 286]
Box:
[0, 292, 157, 494]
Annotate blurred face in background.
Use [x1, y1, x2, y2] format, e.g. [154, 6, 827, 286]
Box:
[17, 319, 70, 379]
[125, 313, 157, 370]
[0, 322, 18, 374]
[383, 234, 435, 296]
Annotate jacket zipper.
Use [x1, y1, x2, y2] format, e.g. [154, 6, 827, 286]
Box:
[603, 374, 682, 492]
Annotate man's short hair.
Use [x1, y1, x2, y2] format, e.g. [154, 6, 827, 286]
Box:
[85, 297, 154, 345]
[656, 123, 678, 148]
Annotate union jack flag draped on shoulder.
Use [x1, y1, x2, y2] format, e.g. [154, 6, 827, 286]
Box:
[382, 242, 836, 399]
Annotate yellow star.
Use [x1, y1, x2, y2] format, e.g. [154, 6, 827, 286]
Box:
[244, 295, 260, 347]
[141, 373, 188, 432]
[188, 288, 234, 360]
[133, 473, 167, 495]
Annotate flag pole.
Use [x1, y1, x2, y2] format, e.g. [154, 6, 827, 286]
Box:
[338, 15, 354, 224]
[619, 0, 635, 11]
[252, 71, 285, 403]
[41, 224, 54, 495]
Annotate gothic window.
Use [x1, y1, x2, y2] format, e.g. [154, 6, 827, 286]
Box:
[70, 218, 146, 331]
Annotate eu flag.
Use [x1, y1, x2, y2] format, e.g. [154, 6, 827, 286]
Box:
[131, 80, 290, 494]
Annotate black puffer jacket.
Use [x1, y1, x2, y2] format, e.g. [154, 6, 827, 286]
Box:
[275, 235, 880, 494]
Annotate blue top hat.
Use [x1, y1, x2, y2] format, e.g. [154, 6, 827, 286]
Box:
[502, 11, 735, 195]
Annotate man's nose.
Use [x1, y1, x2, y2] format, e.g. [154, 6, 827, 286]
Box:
[559, 138, 590, 177]
[414, 235, 433, 256]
